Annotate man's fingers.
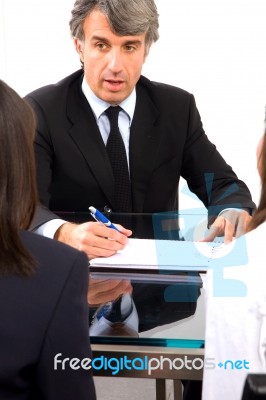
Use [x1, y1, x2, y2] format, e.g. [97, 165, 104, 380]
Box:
[200, 210, 252, 243]
[201, 225, 220, 242]
[56, 221, 131, 259]
[234, 213, 252, 238]
[201, 217, 225, 242]
[224, 220, 235, 244]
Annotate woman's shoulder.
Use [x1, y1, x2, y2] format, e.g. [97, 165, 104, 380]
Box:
[20, 230, 88, 274]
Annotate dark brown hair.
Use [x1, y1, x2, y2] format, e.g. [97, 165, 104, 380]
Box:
[248, 131, 266, 231]
[0, 80, 38, 277]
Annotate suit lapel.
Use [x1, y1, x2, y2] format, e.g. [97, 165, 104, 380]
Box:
[130, 79, 161, 211]
[66, 79, 115, 208]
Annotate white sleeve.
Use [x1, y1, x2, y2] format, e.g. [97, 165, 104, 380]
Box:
[33, 219, 66, 239]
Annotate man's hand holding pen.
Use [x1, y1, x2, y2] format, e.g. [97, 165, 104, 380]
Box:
[86, 206, 133, 305]
[54, 206, 132, 305]
[54, 220, 132, 260]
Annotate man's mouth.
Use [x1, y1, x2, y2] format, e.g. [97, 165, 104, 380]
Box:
[104, 79, 125, 91]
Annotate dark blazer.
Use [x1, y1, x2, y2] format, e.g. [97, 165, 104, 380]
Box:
[26, 69, 255, 229]
[0, 230, 96, 400]
[25, 70, 255, 332]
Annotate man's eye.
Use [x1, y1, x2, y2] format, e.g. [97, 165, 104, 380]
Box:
[125, 46, 136, 52]
[96, 43, 107, 50]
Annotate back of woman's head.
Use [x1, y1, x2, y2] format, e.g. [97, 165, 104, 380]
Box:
[248, 129, 266, 231]
[0, 80, 38, 276]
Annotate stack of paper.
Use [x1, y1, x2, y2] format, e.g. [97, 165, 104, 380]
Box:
[90, 238, 224, 272]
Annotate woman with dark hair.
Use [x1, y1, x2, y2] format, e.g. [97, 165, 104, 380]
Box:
[203, 128, 266, 399]
[0, 80, 96, 399]
[248, 133, 266, 232]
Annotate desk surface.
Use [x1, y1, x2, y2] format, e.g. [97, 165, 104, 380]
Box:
[57, 211, 208, 347]
[90, 281, 206, 382]
[56, 211, 209, 387]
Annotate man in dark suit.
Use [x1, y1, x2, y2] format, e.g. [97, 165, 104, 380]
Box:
[26, 0, 255, 306]
[25, 1, 255, 397]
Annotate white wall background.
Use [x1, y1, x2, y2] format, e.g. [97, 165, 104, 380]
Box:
[1, 0, 265, 210]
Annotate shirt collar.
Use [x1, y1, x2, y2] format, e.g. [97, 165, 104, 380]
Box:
[81, 77, 136, 125]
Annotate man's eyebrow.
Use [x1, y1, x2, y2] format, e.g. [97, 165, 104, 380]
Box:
[91, 35, 143, 46]
[123, 39, 142, 46]
[91, 35, 109, 42]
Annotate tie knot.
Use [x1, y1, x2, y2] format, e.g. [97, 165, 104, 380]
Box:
[105, 106, 122, 127]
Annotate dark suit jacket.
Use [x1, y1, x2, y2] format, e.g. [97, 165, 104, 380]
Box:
[0, 230, 96, 400]
[25, 70, 255, 332]
[26, 69, 255, 228]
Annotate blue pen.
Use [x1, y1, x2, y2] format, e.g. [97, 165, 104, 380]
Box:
[89, 206, 120, 232]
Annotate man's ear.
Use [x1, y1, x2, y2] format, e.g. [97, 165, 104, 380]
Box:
[74, 38, 84, 62]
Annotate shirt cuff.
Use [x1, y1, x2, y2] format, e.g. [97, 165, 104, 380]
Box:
[218, 207, 253, 217]
[33, 219, 66, 239]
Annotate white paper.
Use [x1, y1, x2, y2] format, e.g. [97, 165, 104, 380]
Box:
[90, 238, 224, 271]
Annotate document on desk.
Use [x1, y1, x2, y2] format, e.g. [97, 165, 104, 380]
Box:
[90, 238, 225, 272]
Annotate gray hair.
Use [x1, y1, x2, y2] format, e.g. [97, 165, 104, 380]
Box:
[69, 0, 159, 49]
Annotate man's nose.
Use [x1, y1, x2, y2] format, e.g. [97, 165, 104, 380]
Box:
[107, 49, 123, 73]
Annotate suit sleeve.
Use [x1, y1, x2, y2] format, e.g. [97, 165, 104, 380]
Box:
[181, 94, 255, 222]
[35, 251, 96, 400]
[26, 96, 54, 206]
[25, 96, 61, 230]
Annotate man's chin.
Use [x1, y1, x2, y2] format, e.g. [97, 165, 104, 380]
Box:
[102, 92, 128, 105]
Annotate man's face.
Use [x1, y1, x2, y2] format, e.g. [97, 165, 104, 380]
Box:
[75, 10, 148, 104]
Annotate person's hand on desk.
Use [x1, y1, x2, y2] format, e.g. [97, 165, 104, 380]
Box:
[87, 278, 133, 306]
[54, 221, 132, 259]
[54, 221, 132, 306]
[201, 209, 252, 244]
